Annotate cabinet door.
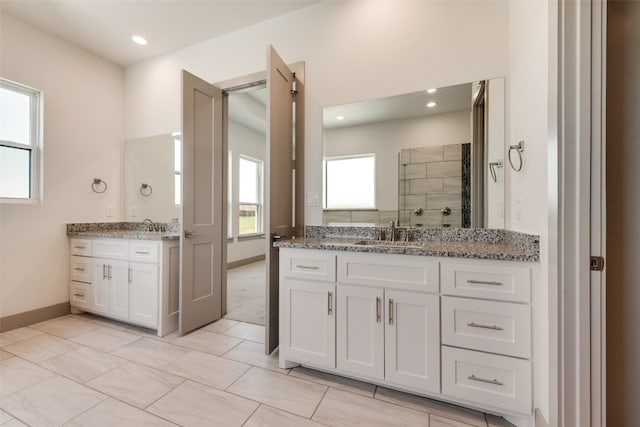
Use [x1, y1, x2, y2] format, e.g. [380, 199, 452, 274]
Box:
[92, 259, 110, 315]
[280, 278, 335, 368]
[108, 260, 130, 321]
[337, 285, 384, 380]
[385, 290, 440, 393]
[130, 262, 159, 328]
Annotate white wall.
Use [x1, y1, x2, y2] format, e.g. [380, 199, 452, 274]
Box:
[506, 0, 550, 423]
[123, 0, 509, 225]
[0, 12, 124, 317]
[227, 120, 266, 263]
[324, 110, 471, 210]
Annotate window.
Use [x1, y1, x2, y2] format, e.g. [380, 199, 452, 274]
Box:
[324, 154, 375, 209]
[0, 79, 42, 202]
[238, 156, 263, 235]
[173, 133, 181, 205]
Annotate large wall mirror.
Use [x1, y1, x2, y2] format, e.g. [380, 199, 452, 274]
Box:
[322, 78, 505, 229]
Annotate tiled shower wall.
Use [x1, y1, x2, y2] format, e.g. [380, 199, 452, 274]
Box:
[399, 144, 463, 227]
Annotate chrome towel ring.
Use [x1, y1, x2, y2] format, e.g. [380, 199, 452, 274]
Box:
[508, 140, 525, 172]
[91, 178, 107, 193]
[140, 183, 153, 196]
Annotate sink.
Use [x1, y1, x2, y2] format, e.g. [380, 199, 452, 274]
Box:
[353, 240, 423, 248]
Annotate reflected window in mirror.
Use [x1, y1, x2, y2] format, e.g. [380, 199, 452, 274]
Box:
[238, 155, 264, 236]
[323, 154, 375, 209]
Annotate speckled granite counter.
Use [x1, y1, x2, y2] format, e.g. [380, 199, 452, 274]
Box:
[67, 222, 180, 241]
[274, 226, 539, 262]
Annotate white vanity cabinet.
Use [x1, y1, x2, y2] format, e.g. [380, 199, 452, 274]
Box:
[279, 246, 535, 419]
[69, 237, 179, 335]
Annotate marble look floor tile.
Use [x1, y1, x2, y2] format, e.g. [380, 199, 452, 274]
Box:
[289, 367, 376, 397]
[2, 334, 77, 363]
[431, 414, 479, 427]
[169, 329, 242, 355]
[313, 388, 428, 427]
[148, 380, 258, 427]
[0, 375, 107, 426]
[202, 318, 239, 333]
[486, 414, 514, 427]
[0, 357, 54, 397]
[160, 350, 250, 390]
[221, 322, 265, 343]
[70, 313, 134, 331]
[86, 362, 183, 408]
[374, 387, 487, 427]
[32, 315, 100, 338]
[222, 341, 289, 374]
[3, 419, 27, 427]
[63, 398, 177, 427]
[112, 338, 190, 368]
[227, 367, 327, 418]
[40, 346, 126, 383]
[70, 326, 140, 352]
[0, 327, 43, 348]
[0, 351, 13, 361]
[0, 408, 13, 423]
[244, 405, 326, 427]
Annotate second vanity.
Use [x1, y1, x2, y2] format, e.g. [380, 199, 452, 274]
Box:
[67, 222, 180, 336]
[276, 226, 539, 422]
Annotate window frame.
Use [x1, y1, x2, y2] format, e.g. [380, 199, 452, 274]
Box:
[0, 78, 43, 204]
[323, 153, 376, 210]
[237, 154, 264, 236]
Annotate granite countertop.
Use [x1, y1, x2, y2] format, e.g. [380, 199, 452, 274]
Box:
[67, 222, 180, 241]
[273, 226, 540, 262]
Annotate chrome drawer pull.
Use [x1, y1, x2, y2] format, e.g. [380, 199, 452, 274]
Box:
[296, 265, 320, 270]
[467, 322, 504, 331]
[103, 264, 107, 279]
[73, 293, 85, 297]
[388, 299, 394, 325]
[73, 267, 85, 271]
[467, 279, 503, 286]
[328, 292, 333, 315]
[74, 246, 86, 249]
[468, 374, 504, 386]
[376, 297, 381, 323]
[108, 265, 112, 280]
[135, 251, 150, 255]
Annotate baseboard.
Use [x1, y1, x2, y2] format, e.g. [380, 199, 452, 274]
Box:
[0, 302, 70, 332]
[227, 254, 265, 270]
[535, 409, 550, 427]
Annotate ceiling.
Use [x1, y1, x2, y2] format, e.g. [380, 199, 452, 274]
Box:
[0, 0, 319, 66]
[323, 82, 474, 129]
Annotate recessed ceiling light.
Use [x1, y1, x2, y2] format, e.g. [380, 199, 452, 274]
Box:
[426, 102, 437, 108]
[336, 115, 345, 120]
[427, 88, 437, 94]
[132, 35, 148, 46]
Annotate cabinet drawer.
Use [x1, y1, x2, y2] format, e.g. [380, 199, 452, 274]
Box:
[70, 256, 92, 283]
[280, 249, 336, 282]
[92, 239, 129, 260]
[338, 253, 438, 293]
[442, 297, 530, 358]
[70, 239, 92, 256]
[441, 262, 530, 303]
[69, 281, 91, 310]
[130, 241, 159, 263]
[442, 346, 531, 415]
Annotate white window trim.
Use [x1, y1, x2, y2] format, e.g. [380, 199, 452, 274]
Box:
[238, 154, 264, 236]
[323, 153, 376, 210]
[0, 78, 43, 204]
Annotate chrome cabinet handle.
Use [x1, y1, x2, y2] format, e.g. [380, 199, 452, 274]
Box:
[328, 292, 333, 315]
[74, 245, 86, 249]
[108, 265, 112, 280]
[376, 297, 381, 322]
[467, 322, 504, 331]
[135, 251, 150, 255]
[467, 279, 503, 286]
[73, 267, 85, 271]
[128, 268, 132, 284]
[388, 299, 394, 325]
[102, 264, 107, 279]
[296, 265, 319, 270]
[73, 293, 85, 297]
[468, 374, 504, 386]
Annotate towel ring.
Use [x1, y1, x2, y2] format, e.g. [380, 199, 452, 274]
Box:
[91, 178, 107, 193]
[508, 141, 525, 172]
[140, 183, 153, 197]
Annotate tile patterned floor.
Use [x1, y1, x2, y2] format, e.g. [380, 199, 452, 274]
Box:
[0, 314, 514, 426]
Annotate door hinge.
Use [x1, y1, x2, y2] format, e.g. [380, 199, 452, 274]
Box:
[590, 256, 605, 271]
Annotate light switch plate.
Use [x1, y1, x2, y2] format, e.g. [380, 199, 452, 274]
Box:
[307, 191, 320, 207]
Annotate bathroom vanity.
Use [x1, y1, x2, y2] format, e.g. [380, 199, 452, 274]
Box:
[276, 226, 539, 421]
[67, 223, 180, 336]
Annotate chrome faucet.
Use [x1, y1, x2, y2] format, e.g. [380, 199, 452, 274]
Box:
[142, 218, 154, 232]
[389, 220, 397, 242]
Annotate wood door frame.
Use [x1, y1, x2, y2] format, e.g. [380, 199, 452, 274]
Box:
[553, 0, 607, 426]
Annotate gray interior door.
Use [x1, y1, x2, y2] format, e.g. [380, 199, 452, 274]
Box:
[180, 70, 224, 335]
[265, 46, 294, 354]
